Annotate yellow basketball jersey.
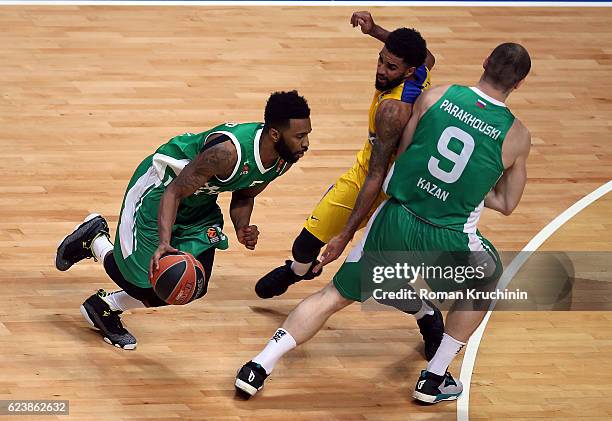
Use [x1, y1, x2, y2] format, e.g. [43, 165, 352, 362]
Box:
[356, 64, 431, 170]
[303, 65, 432, 243]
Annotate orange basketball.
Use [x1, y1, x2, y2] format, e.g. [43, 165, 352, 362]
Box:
[149, 251, 206, 305]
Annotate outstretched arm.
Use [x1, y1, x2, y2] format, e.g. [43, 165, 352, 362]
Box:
[230, 183, 268, 250]
[350, 11, 435, 69]
[315, 100, 411, 271]
[150, 141, 236, 274]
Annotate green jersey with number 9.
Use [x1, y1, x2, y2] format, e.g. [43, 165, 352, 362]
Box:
[383, 85, 516, 233]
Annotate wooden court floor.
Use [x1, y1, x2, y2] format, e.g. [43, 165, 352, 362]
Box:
[470, 192, 612, 421]
[0, 5, 610, 420]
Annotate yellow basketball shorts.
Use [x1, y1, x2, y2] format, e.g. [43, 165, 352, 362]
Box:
[304, 162, 387, 244]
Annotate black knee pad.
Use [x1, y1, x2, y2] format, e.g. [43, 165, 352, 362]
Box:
[292, 228, 325, 263]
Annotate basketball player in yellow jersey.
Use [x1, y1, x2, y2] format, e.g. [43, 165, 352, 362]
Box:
[255, 12, 443, 360]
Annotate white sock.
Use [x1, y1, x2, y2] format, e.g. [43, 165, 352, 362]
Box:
[252, 328, 297, 374]
[291, 260, 312, 277]
[427, 333, 466, 376]
[413, 300, 435, 320]
[102, 290, 145, 312]
[92, 234, 113, 262]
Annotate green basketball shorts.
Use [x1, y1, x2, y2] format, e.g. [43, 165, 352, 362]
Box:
[333, 199, 502, 302]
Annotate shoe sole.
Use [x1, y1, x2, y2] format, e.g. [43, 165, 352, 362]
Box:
[56, 213, 101, 271]
[412, 390, 460, 403]
[255, 282, 289, 299]
[79, 303, 137, 351]
[235, 378, 259, 396]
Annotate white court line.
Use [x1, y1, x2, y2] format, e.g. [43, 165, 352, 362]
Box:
[1, 1, 612, 7]
[457, 180, 612, 421]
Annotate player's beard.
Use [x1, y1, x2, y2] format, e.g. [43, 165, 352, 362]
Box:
[274, 135, 301, 164]
[375, 74, 404, 91]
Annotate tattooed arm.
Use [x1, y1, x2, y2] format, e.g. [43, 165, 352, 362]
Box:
[340, 99, 410, 239]
[149, 141, 237, 274]
[315, 99, 412, 271]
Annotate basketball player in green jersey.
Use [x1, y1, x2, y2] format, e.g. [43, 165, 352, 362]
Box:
[55, 91, 311, 350]
[236, 44, 531, 405]
[256, 11, 444, 362]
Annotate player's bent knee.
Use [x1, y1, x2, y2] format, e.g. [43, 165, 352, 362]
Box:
[292, 228, 325, 263]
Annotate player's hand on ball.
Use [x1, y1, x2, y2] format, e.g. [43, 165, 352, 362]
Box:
[350, 11, 375, 34]
[237, 225, 259, 250]
[149, 243, 179, 277]
[314, 233, 350, 273]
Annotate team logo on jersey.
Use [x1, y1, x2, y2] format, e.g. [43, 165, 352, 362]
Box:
[476, 99, 487, 109]
[240, 163, 250, 175]
[207, 227, 220, 244]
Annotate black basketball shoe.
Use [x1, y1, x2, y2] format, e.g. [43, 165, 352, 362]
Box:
[80, 289, 137, 350]
[56, 213, 110, 271]
[255, 260, 322, 299]
[413, 370, 463, 403]
[235, 361, 268, 397]
[416, 306, 445, 361]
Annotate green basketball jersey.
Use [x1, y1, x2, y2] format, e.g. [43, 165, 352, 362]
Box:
[152, 122, 289, 223]
[384, 85, 515, 233]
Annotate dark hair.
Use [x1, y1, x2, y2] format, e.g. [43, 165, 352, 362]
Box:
[483, 43, 531, 92]
[384, 28, 427, 68]
[264, 90, 310, 130]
